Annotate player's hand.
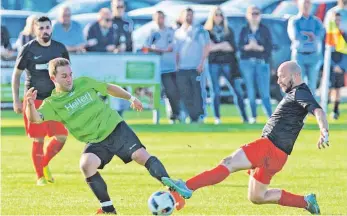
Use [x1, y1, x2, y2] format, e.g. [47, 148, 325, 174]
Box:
[13, 100, 23, 114]
[25, 87, 37, 106]
[317, 128, 329, 149]
[130, 98, 143, 112]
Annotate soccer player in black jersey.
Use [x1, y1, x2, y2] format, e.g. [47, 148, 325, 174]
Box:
[12, 16, 70, 186]
[162, 61, 329, 215]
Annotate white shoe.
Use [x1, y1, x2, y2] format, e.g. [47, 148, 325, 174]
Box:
[249, 117, 256, 124]
[214, 118, 221, 125]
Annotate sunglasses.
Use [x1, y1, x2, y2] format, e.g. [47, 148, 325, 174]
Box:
[215, 12, 223, 17]
[104, 18, 112, 22]
[117, 5, 124, 9]
[251, 12, 260, 16]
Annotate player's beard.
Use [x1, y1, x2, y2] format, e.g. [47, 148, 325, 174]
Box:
[285, 79, 294, 93]
[42, 33, 52, 43]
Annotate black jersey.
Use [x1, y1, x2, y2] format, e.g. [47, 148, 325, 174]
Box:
[15, 40, 69, 100]
[262, 83, 321, 155]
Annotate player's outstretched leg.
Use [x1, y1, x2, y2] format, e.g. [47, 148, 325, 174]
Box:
[32, 138, 47, 186]
[131, 147, 190, 209]
[80, 153, 116, 214]
[161, 148, 253, 209]
[42, 136, 66, 183]
[248, 176, 320, 214]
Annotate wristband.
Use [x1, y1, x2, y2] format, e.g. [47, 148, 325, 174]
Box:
[129, 95, 136, 103]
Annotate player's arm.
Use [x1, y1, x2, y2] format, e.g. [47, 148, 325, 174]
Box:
[106, 84, 143, 111]
[295, 89, 329, 149]
[313, 108, 329, 149]
[25, 87, 43, 123]
[12, 68, 24, 113]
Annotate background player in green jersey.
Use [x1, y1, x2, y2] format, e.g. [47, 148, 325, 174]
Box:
[24, 57, 190, 214]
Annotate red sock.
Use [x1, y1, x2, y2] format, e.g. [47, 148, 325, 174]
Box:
[279, 190, 307, 208]
[186, 165, 230, 191]
[32, 141, 44, 179]
[43, 139, 64, 167]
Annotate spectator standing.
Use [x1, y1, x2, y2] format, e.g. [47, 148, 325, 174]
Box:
[144, 11, 180, 123]
[174, 8, 210, 123]
[52, 6, 86, 53]
[328, 12, 347, 120]
[84, 8, 116, 52]
[111, 0, 133, 52]
[324, 0, 347, 119]
[205, 7, 248, 124]
[108, 0, 133, 116]
[239, 6, 273, 124]
[15, 15, 36, 50]
[287, 0, 325, 95]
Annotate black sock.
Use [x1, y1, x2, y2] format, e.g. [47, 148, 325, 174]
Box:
[334, 101, 340, 113]
[86, 172, 116, 213]
[145, 156, 170, 182]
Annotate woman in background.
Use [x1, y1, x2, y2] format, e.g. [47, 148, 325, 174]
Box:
[205, 6, 248, 124]
[15, 15, 36, 50]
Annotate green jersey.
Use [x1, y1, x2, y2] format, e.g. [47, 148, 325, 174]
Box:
[38, 77, 123, 143]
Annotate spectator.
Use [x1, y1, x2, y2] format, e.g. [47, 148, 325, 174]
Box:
[324, 0, 347, 33]
[144, 11, 180, 124]
[52, 6, 86, 53]
[174, 8, 210, 123]
[329, 12, 347, 120]
[287, 0, 325, 95]
[204, 7, 248, 124]
[1, 25, 13, 59]
[15, 15, 36, 50]
[84, 8, 116, 52]
[239, 5, 273, 124]
[111, 0, 133, 52]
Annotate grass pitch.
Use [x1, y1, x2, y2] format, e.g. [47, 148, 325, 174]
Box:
[1, 105, 347, 215]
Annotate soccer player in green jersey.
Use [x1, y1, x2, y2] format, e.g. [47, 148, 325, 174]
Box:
[24, 57, 190, 214]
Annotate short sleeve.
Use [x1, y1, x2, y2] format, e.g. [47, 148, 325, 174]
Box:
[61, 45, 70, 61]
[37, 100, 61, 121]
[82, 77, 108, 96]
[15, 44, 29, 70]
[295, 88, 321, 115]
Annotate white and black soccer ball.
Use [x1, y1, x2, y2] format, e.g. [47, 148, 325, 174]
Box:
[148, 191, 175, 215]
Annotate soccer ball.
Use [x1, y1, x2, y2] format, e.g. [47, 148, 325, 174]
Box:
[148, 191, 175, 215]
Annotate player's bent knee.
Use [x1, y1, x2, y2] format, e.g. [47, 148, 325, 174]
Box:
[132, 148, 151, 165]
[79, 153, 100, 175]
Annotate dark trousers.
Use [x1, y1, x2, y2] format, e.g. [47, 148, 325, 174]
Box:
[161, 72, 180, 119]
[176, 69, 204, 122]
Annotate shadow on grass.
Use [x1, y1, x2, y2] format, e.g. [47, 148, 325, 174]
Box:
[2, 123, 346, 136]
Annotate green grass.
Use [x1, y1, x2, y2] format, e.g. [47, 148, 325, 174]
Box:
[1, 104, 347, 215]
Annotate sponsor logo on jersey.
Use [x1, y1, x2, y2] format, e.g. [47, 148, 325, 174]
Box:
[64, 92, 93, 114]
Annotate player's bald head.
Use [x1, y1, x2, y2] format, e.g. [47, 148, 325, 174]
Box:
[278, 61, 301, 76]
[277, 61, 303, 93]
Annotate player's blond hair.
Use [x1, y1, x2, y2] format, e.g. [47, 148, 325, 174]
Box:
[48, 58, 70, 77]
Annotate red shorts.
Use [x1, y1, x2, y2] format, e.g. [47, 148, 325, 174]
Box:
[23, 99, 68, 138]
[242, 137, 288, 184]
